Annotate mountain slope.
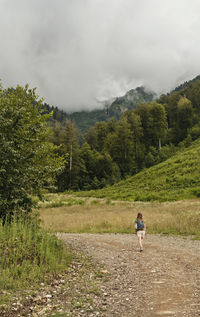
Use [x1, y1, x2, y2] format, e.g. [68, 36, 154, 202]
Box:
[75, 139, 200, 201]
[107, 86, 156, 119]
[172, 74, 200, 92]
[66, 86, 156, 133]
[46, 75, 200, 135]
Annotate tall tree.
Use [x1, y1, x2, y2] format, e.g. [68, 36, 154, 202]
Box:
[149, 102, 168, 149]
[104, 118, 134, 177]
[0, 85, 64, 221]
[86, 121, 109, 152]
[50, 120, 81, 191]
[177, 96, 194, 141]
[124, 111, 144, 169]
[136, 102, 167, 149]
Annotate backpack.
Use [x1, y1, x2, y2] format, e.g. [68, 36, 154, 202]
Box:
[136, 219, 144, 231]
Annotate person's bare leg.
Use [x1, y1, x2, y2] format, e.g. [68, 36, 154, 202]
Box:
[138, 236, 143, 251]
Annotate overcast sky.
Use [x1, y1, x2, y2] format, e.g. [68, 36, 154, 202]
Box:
[0, 0, 200, 112]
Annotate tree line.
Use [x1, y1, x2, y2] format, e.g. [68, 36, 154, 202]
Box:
[49, 77, 200, 191]
[1, 77, 200, 221]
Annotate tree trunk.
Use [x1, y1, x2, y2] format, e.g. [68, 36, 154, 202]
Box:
[69, 144, 73, 188]
[158, 138, 161, 150]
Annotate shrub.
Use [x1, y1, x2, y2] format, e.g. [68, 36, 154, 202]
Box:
[0, 84, 65, 222]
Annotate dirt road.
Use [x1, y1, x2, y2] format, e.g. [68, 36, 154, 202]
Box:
[59, 233, 200, 317]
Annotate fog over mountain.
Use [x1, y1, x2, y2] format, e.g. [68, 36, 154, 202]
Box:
[0, 0, 200, 111]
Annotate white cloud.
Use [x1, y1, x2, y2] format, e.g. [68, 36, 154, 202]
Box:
[0, 0, 200, 111]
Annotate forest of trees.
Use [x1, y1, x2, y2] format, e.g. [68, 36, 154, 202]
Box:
[48, 77, 200, 192]
[1, 76, 200, 206]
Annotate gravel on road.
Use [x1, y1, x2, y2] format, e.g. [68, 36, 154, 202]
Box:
[59, 233, 200, 317]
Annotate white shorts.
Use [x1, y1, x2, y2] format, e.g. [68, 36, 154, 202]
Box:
[137, 230, 145, 238]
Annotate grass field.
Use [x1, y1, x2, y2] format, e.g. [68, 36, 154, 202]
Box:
[39, 194, 200, 238]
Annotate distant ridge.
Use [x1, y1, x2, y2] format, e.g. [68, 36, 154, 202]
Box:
[65, 86, 156, 133]
[43, 86, 156, 133]
[171, 75, 200, 93]
[107, 86, 156, 119]
[45, 74, 200, 134]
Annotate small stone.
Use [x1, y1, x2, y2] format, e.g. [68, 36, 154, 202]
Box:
[101, 270, 109, 274]
[152, 281, 164, 284]
[12, 307, 18, 311]
[33, 296, 42, 302]
[45, 294, 52, 299]
[156, 311, 175, 315]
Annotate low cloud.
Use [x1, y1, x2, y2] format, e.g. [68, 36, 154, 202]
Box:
[0, 0, 200, 111]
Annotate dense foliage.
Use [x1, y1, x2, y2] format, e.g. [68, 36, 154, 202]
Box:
[49, 102, 171, 191]
[49, 76, 200, 192]
[73, 138, 200, 202]
[0, 85, 65, 221]
[2, 76, 200, 199]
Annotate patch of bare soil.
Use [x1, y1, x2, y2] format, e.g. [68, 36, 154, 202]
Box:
[59, 233, 200, 317]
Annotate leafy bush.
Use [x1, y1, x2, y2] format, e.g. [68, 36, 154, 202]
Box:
[0, 84, 65, 221]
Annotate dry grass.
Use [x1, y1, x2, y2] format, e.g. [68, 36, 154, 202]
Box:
[39, 195, 200, 237]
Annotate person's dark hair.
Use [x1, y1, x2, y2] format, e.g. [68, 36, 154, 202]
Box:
[137, 212, 143, 219]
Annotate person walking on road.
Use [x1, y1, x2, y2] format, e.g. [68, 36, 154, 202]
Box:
[135, 212, 146, 252]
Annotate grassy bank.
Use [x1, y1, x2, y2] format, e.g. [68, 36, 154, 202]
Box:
[0, 216, 109, 316]
[39, 195, 200, 238]
[72, 139, 200, 202]
[0, 218, 72, 291]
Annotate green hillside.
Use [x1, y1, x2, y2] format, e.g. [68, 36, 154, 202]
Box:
[75, 139, 200, 202]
